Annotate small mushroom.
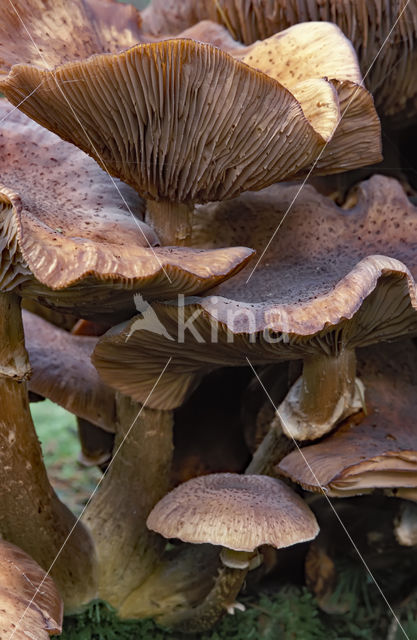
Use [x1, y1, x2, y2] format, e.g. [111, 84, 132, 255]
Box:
[0, 101, 253, 319]
[0, 538, 63, 638]
[276, 340, 417, 497]
[141, 473, 318, 630]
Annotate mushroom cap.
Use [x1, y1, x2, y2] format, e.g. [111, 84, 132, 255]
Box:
[0, 101, 253, 319]
[0, 30, 380, 203]
[0, 538, 63, 637]
[93, 175, 417, 409]
[0, 0, 145, 77]
[142, 0, 417, 120]
[147, 473, 319, 551]
[276, 340, 417, 497]
[23, 310, 116, 432]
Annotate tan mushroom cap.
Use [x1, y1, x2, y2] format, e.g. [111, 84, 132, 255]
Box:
[93, 175, 417, 410]
[276, 341, 417, 497]
[0, 102, 253, 319]
[142, 0, 417, 120]
[147, 473, 319, 551]
[0, 538, 63, 637]
[23, 310, 116, 432]
[0, 31, 380, 204]
[0, 0, 145, 78]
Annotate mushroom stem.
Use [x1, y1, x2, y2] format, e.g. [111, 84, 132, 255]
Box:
[0, 292, 97, 611]
[120, 543, 248, 632]
[156, 564, 248, 632]
[146, 200, 193, 246]
[279, 348, 364, 441]
[245, 415, 294, 475]
[82, 397, 173, 608]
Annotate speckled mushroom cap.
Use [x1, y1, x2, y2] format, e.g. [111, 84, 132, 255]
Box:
[0, 538, 63, 637]
[147, 473, 319, 551]
[142, 0, 417, 120]
[23, 310, 116, 432]
[276, 341, 417, 497]
[0, 0, 145, 77]
[93, 175, 417, 409]
[0, 102, 253, 319]
[0, 25, 381, 202]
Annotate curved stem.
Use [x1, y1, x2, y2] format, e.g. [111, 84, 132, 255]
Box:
[146, 200, 193, 246]
[120, 543, 248, 632]
[279, 348, 363, 441]
[82, 398, 173, 608]
[0, 293, 97, 611]
[245, 415, 294, 475]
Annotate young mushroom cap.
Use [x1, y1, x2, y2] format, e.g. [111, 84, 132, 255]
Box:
[0, 538, 63, 637]
[0, 102, 253, 319]
[147, 473, 319, 552]
[93, 175, 417, 418]
[23, 310, 116, 432]
[276, 341, 417, 497]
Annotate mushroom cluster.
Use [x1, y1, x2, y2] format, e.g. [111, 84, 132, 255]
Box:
[0, 0, 415, 635]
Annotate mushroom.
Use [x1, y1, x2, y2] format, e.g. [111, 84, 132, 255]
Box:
[142, 0, 417, 121]
[93, 175, 417, 446]
[0, 20, 381, 244]
[0, 538, 63, 638]
[0, 101, 253, 320]
[276, 340, 417, 497]
[136, 473, 319, 630]
[0, 292, 97, 610]
[23, 310, 116, 432]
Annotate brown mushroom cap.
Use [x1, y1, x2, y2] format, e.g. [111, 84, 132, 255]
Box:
[93, 175, 417, 409]
[142, 0, 417, 120]
[0, 33, 380, 204]
[147, 473, 319, 551]
[0, 0, 145, 77]
[23, 310, 116, 432]
[276, 341, 417, 497]
[0, 538, 63, 637]
[0, 101, 253, 319]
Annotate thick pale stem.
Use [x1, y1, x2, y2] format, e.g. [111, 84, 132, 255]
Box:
[0, 293, 97, 611]
[82, 397, 173, 607]
[279, 349, 363, 441]
[146, 200, 193, 246]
